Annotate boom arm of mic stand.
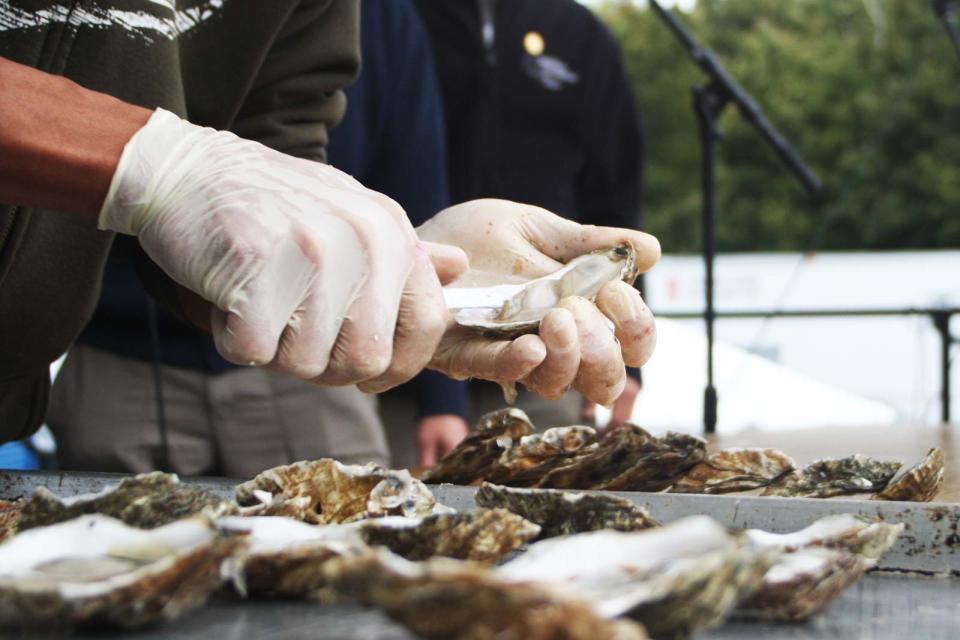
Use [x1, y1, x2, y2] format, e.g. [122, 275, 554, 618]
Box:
[648, 0, 822, 194]
[932, 0, 960, 61]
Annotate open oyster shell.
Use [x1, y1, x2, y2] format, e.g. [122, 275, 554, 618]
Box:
[236, 459, 444, 524]
[325, 549, 649, 640]
[485, 426, 598, 487]
[0, 515, 241, 629]
[745, 513, 904, 560]
[669, 448, 796, 495]
[17, 472, 236, 531]
[762, 455, 901, 498]
[475, 483, 659, 539]
[445, 245, 638, 335]
[874, 447, 945, 502]
[0, 501, 19, 544]
[422, 408, 535, 485]
[358, 508, 540, 563]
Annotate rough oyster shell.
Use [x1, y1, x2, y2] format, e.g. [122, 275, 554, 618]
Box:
[422, 408, 535, 485]
[446, 245, 638, 335]
[236, 459, 443, 524]
[485, 426, 598, 487]
[746, 513, 903, 561]
[537, 425, 706, 492]
[475, 483, 659, 538]
[668, 448, 796, 494]
[0, 515, 241, 629]
[0, 501, 19, 544]
[762, 455, 901, 498]
[325, 549, 649, 640]
[17, 472, 236, 531]
[358, 509, 540, 563]
[874, 447, 945, 502]
[497, 516, 770, 639]
[737, 547, 872, 621]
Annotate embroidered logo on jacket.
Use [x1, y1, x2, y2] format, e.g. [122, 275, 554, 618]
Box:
[522, 53, 580, 91]
[0, 0, 225, 42]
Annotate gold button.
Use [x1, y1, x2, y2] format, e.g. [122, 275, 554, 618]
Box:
[524, 31, 545, 56]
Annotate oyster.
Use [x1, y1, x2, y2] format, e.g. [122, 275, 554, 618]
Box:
[737, 547, 872, 621]
[762, 455, 901, 498]
[537, 425, 706, 492]
[358, 509, 540, 563]
[325, 549, 649, 640]
[17, 472, 236, 531]
[874, 448, 945, 502]
[485, 426, 598, 486]
[668, 448, 796, 494]
[497, 516, 770, 639]
[0, 515, 240, 629]
[422, 408, 535, 485]
[236, 459, 443, 524]
[445, 245, 638, 335]
[475, 483, 659, 538]
[217, 516, 366, 597]
[0, 501, 19, 544]
[745, 513, 903, 561]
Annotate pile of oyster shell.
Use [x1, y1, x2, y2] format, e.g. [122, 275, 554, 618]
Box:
[0, 457, 908, 639]
[423, 409, 946, 502]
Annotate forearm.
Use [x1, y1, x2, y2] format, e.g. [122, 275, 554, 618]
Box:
[0, 57, 151, 217]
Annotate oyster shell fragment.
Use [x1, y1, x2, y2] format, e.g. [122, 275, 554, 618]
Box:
[0, 501, 19, 544]
[446, 245, 639, 335]
[0, 515, 241, 629]
[762, 455, 901, 498]
[476, 483, 659, 539]
[874, 448, 945, 502]
[422, 408, 535, 485]
[669, 448, 796, 495]
[358, 508, 540, 563]
[17, 472, 236, 531]
[485, 426, 598, 487]
[236, 459, 443, 524]
[325, 549, 649, 640]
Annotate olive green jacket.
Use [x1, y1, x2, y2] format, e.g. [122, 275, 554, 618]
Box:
[0, 0, 359, 443]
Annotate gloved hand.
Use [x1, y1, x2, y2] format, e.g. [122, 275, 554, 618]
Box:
[418, 199, 659, 406]
[100, 108, 465, 388]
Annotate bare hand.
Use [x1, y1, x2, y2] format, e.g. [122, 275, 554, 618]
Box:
[583, 374, 642, 428]
[417, 414, 470, 467]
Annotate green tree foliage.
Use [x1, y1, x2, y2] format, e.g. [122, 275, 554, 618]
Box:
[597, 0, 960, 253]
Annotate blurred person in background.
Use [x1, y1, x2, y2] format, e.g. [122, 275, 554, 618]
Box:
[380, 0, 647, 460]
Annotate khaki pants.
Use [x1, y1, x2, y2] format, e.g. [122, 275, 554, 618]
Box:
[47, 344, 389, 478]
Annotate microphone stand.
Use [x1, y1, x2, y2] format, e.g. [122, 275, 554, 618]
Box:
[648, 1, 822, 434]
[932, 0, 960, 61]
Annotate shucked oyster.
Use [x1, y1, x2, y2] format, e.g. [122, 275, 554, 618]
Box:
[236, 459, 444, 524]
[874, 448, 945, 502]
[0, 515, 241, 629]
[485, 426, 598, 487]
[17, 472, 236, 531]
[0, 501, 19, 544]
[669, 448, 796, 495]
[476, 483, 659, 539]
[445, 245, 639, 335]
[422, 408, 535, 485]
[358, 509, 540, 563]
[762, 455, 901, 498]
[325, 549, 649, 640]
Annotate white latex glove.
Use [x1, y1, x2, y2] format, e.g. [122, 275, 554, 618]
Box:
[100, 108, 465, 388]
[418, 199, 659, 406]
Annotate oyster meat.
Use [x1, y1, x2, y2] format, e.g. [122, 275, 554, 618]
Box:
[325, 549, 649, 640]
[476, 483, 659, 539]
[762, 455, 901, 498]
[422, 408, 535, 485]
[0, 515, 241, 629]
[445, 245, 639, 335]
[874, 448, 946, 502]
[737, 547, 872, 621]
[537, 425, 706, 492]
[0, 501, 19, 544]
[668, 448, 796, 494]
[485, 426, 598, 487]
[358, 508, 540, 563]
[17, 472, 236, 531]
[745, 513, 904, 561]
[236, 459, 444, 524]
[497, 516, 770, 639]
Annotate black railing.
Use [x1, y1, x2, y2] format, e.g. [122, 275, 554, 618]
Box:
[658, 307, 959, 424]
